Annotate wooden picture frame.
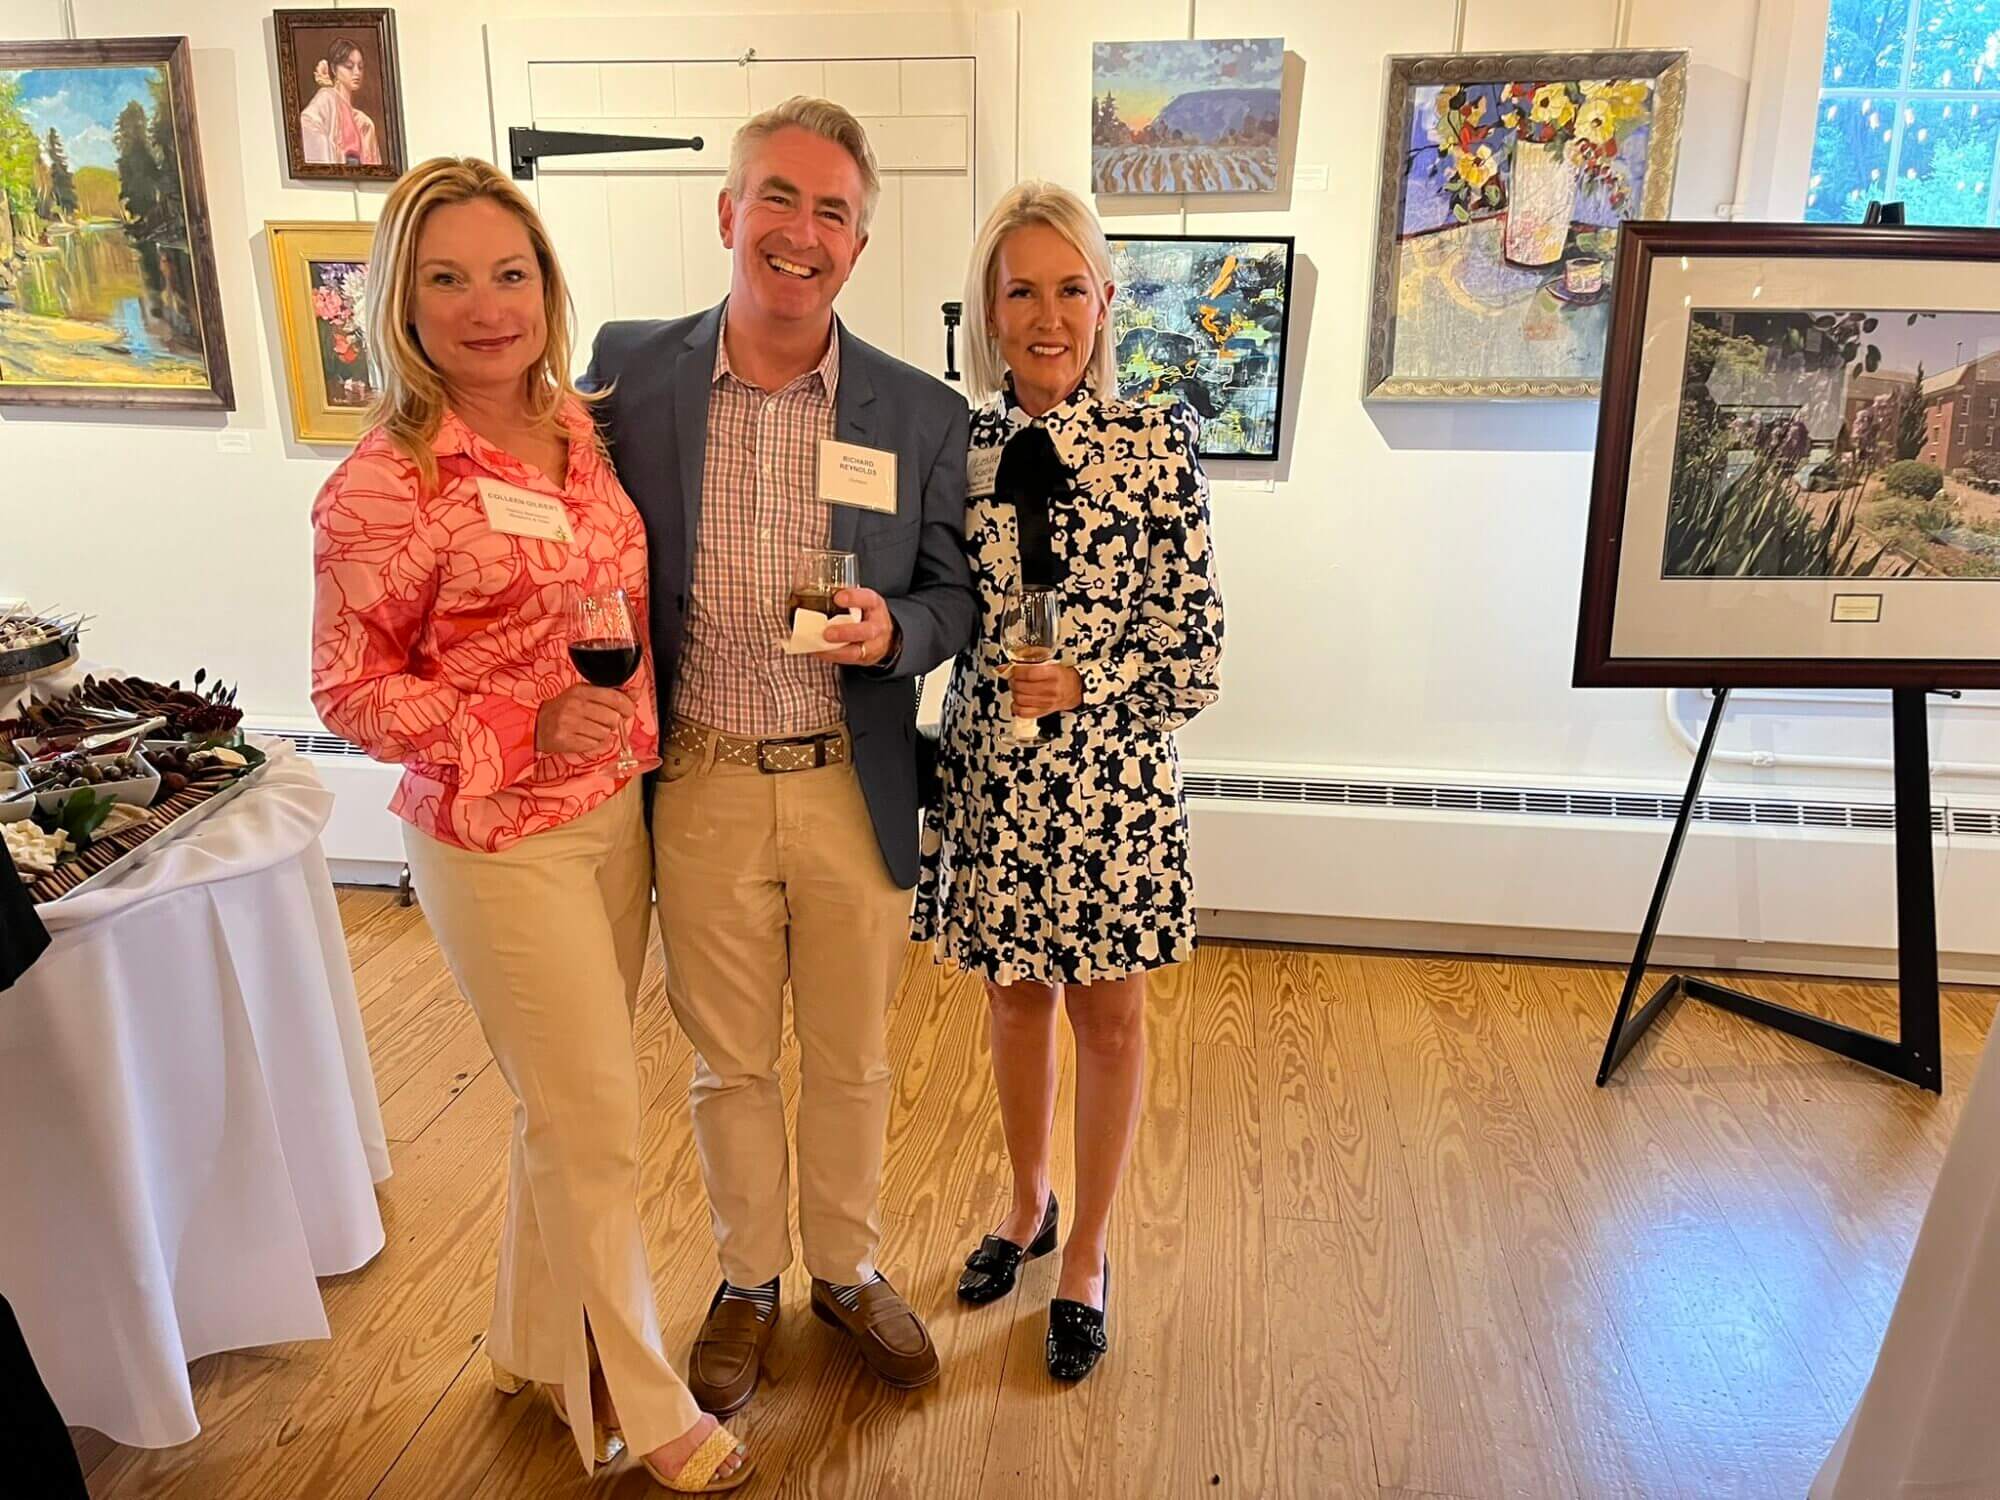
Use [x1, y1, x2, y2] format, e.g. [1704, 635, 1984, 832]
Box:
[0, 36, 235, 411]
[1363, 49, 1685, 400]
[274, 8, 407, 183]
[1575, 219, 2000, 690]
[266, 220, 376, 445]
[1106, 233, 1295, 461]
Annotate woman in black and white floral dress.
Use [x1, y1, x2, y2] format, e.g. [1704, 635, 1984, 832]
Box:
[914, 180, 1222, 1384]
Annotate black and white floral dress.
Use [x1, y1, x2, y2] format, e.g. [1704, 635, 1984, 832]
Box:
[912, 383, 1223, 985]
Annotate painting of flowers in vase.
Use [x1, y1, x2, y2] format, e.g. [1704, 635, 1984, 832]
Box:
[1364, 50, 1685, 399]
[266, 219, 374, 443]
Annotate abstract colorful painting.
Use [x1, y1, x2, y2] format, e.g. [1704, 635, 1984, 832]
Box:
[1091, 38, 1282, 195]
[268, 220, 375, 443]
[1108, 234, 1293, 460]
[0, 37, 232, 409]
[1364, 49, 1685, 399]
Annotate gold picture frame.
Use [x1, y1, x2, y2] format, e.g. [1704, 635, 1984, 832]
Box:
[266, 219, 376, 444]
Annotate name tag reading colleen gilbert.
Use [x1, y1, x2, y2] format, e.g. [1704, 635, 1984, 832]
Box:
[476, 478, 574, 543]
[818, 439, 898, 513]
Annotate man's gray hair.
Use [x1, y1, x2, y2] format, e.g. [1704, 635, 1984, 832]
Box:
[725, 96, 881, 236]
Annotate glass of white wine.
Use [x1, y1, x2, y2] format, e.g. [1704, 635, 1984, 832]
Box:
[1000, 584, 1061, 745]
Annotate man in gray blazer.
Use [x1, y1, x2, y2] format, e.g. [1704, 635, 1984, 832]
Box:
[581, 97, 973, 1416]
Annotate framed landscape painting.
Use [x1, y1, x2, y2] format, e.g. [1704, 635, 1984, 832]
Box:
[0, 37, 234, 410]
[1364, 48, 1685, 400]
[274, 8, 407, 183]
[267, 220, 375, 444]
[1575, 221, 2000, 690]
[1108, 234, 1293, 461]
[1091, 38, 1282, 195]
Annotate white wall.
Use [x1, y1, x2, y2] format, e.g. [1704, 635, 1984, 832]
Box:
[12, 0, 1994, 944]
[0, 0, 964, 731]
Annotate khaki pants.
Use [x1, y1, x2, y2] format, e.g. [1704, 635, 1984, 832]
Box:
[651, 728, 911, 1288]
[403, 785, 700, 1466]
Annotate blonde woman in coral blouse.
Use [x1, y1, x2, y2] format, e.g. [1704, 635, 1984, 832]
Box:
[309, 157, 749, 1494]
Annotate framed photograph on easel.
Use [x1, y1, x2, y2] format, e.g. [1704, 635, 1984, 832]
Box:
[1575, 219, 2000, 690]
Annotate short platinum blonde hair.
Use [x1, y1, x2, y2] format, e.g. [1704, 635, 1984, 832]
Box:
[363, 156, 596, 487]
[725, 96, 881, 236]
[963, 180, 1117, 401]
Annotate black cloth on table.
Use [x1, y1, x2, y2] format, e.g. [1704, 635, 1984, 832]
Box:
[0, 834, 49, 991]
[0, 1292, 87, 1497]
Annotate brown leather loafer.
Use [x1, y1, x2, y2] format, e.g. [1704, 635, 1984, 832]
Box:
[809, 1276, 939, 1390]
[687, 1284, 779, 1416]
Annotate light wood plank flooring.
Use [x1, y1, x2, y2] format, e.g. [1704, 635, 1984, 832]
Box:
[70, 889, 1996, 1499]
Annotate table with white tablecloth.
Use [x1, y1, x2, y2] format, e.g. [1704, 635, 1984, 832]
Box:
[0, 744, 388, 1448]
[1812, 1003, 2000, 1498]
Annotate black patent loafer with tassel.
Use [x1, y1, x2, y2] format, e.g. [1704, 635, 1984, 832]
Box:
[1045, 1258, 1109, 1383]
[957, 1193, 1059, 1305]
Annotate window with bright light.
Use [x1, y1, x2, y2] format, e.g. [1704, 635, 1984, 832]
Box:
[1807, 0, 2000, 223]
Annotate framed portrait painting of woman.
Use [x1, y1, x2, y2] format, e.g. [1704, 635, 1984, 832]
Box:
[273, 8, 407, 182]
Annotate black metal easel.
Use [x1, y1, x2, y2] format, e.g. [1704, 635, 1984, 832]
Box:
[1594, 686, 1943, 1092]
[1596, 198, 1944, 1095]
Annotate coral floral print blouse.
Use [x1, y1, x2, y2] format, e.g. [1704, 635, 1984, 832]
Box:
[311, 399, 659, 853]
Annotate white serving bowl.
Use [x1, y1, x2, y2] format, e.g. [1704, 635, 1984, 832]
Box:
[21, 751, 160, 818]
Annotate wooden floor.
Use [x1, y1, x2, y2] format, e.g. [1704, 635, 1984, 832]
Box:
[71, 889, 1996, 1499]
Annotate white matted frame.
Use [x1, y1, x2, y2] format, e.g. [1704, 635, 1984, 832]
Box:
[1575, 219, 2000, 690]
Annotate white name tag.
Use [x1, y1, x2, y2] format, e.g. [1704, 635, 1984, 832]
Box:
[968, 445, 1001, 499]
[818, 439, 898, 513]
[476, 478, 573, 543]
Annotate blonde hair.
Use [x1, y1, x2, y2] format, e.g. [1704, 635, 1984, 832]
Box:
[363, 156, 596, 487]
[724, 96, 881, 237]
[963, 180, 1117, 401]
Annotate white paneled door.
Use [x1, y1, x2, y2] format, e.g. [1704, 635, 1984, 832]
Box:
[488, 14, 1015, 384]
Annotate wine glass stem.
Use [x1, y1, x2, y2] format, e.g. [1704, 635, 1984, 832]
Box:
[615, 717, 636, 773]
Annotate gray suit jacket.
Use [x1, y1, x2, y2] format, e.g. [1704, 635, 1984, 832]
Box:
[582, 303, 975, 888]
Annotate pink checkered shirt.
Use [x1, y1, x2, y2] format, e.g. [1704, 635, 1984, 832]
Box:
[673, 315, 844, 738]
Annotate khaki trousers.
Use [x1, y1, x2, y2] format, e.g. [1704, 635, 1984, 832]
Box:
[403, 785, 700, 1467]
[651, 728, 911, 1288]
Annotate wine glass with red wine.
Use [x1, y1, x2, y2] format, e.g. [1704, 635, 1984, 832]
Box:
[567, 585, 641, 773]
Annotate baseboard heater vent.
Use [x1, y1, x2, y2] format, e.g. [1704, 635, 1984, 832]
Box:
[1181, 772, 1992, 838]
[251, 730, 1995, 841]
[250, 727, 374, 759]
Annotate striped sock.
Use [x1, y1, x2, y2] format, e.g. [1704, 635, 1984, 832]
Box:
[825, 1272, 884, 1311]
[718, 1277, 778, 1315]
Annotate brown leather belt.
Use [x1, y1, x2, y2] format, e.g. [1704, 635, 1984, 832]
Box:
[668, 719, 848, 774]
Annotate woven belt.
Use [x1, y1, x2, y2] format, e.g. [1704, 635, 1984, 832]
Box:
[668, 720, 848, 774]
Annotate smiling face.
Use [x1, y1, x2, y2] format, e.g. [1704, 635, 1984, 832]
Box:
[719, 125, 868, 331]
[990, 222, 1111, 415]
[409, 196, 549, 403]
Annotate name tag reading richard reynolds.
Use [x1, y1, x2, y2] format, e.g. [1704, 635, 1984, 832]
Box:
[818, 439, 898, 513]
[476, 478, 573, 543]
[968, 445, 1002, 499]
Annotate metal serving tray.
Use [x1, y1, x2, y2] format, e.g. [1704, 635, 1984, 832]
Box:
[42, 755, 273, 904]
